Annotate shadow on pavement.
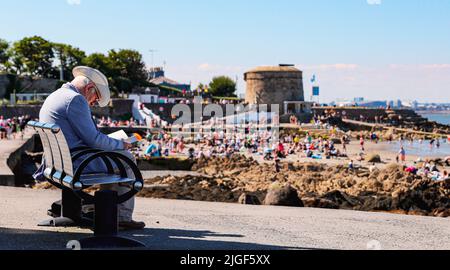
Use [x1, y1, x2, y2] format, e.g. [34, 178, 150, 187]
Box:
[0, 227, 89, 250]
[0, 227, 314, 250]
[122, 228, 309, 250]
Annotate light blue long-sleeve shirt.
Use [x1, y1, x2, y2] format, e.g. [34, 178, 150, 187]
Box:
[34, 83, 125, 176]
[39, 83, 124, 151]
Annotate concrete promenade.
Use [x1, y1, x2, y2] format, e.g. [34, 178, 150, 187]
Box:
[0, 186, 449, 250]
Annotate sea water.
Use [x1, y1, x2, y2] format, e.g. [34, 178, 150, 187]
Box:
[390, 139, 450, 158]
[419, 113, 450, 125]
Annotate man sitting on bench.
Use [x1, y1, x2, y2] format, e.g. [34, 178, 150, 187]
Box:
[37, 66, 145, 231]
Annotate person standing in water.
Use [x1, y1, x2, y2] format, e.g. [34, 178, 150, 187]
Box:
[430, 138, 435, 148]
[341, 135, 347, 153]
[399, 146, 406, 163]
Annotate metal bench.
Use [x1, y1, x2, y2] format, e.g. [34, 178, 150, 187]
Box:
[27, 121, 145, 249]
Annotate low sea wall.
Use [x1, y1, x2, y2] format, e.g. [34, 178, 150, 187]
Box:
[0, 105, 42, 119]
[312, 107, 424, 122]
[0, 99, 134, 119]
[143, 103, 230, 124]
[0, 134, 39, 187]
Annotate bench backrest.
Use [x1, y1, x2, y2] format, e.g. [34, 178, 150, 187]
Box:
[53, 128, 74, 177]
[28, 121, 74, 182]
[29, 122, 54, 178]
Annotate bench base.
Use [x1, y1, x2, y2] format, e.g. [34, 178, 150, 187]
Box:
[78, 236, 146, 249]
[45, 197, 94, 228]
[38, 216, 94, 229]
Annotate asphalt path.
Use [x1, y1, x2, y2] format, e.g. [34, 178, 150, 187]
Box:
[0, 186, 449, 250]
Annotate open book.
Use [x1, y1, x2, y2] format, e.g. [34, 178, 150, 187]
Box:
[108, 130, 139, 144]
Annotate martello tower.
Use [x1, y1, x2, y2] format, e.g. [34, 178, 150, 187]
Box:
[244, 64, 304, 113]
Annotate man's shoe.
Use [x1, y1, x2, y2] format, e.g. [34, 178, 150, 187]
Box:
[119, 220, 146, 231]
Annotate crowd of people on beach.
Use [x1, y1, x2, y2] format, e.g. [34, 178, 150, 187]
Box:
[129, 123, 450, 181]
[96, 116, 146, 128]
[135, 126, 352, 165]
[404, 159, 449, 181]
[0, 115, 32, 140]
[2, 110, 448, 182]
[4, 110, 447, 182]
[395, 138, 449, 180]
[5, 110, 447, 180]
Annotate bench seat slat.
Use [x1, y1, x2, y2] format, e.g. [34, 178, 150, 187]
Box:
[43, 129, 64, 173]
[79, 174, 135, 186]
[55, 132, 74, 177]
[35, 129, 54, 170]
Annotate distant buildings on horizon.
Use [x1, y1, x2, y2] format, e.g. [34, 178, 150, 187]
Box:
[328, 97, 450, 112]
[148, 67, 191, 92]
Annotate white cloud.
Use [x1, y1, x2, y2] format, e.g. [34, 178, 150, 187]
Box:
[422, 64, 450, 69]
[367, 0, 382, 5]
[302, 64, 359, 70]
[323, 64, 359, 70]
[67, 0, 81, 5]
[197, 63, 244, 73]
[198, 63, 219, 71]
[390, 64, 450, 70]
[343, 76, 357, 82]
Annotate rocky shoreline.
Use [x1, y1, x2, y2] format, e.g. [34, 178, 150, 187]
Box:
[33, 154, 450, 217]
[141, 155, 450, 218]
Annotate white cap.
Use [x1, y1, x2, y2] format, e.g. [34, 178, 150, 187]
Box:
[72, 66, 111, 107]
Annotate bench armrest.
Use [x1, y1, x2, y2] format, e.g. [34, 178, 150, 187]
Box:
[71, 148, 114, 174]
[72, 151, 144, 204]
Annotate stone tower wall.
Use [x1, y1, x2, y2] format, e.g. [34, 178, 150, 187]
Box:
[245, 70, 304, 114]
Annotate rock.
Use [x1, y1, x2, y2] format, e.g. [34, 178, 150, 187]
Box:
[385, 163, 403, 173]
[331, 138, 342, 144]
[204, 167, 218, 175]
[238, 193, 261, 205]
[357, 196, 376, 211]
[432, 208, 450, 218]
[33, 154, 450, 218]
[367, 154, 382, 163]
[302, 197, 339, 209]
[382, 180, 396, 192]
[282, 163, 295, 171]
[320, 190, 361, 207]
[408, 207, 429, 216]
[264, 184, 304, 207]
[374, 196, 393, 211]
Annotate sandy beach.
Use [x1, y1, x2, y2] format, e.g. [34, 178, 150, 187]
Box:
[186, 138, 450, 171]
[262, 140, 447, 168]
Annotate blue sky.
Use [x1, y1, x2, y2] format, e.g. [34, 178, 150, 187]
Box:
[1, 0, 449, 102]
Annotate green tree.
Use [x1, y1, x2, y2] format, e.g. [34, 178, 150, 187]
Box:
[110, 76, 133, 94]
[82, 53, 112, 76]
[53, 43, 86, 81]
[196, 83, 205, 91]
[208, 76, 237, 97]
[10, 36, 55, 77]
[108, 49, 148, 86]
[0, 39, 9, 72]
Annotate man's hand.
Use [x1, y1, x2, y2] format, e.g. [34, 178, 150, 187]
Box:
[123, 141, 133, 150]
